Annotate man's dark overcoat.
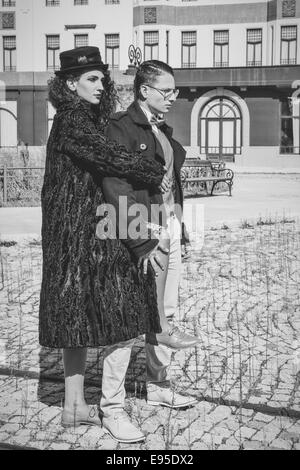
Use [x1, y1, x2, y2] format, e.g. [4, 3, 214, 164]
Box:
[39, 89, 164, 348]
[102, 101, 186, 258]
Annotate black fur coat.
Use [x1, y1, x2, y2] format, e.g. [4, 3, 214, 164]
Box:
[39, 90, 164, 348]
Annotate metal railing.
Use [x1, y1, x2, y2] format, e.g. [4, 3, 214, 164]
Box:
[280, 146, 300, 155]
[213, 61, 229, 68]
[0, 165, 45, 205]
[200, 146, 242, 155]
[246, 61, 262, 67]
[280, 59, 297, 65]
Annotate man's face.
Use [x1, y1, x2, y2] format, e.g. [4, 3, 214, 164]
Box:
[141, 72, 178, 115]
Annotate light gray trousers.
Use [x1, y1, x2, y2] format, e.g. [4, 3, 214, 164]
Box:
[100, 216, 182, 417]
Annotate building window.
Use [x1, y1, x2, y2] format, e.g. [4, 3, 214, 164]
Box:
[271, 25, 274, 65]
[214, 30, 229, 67]
[46, 0, 60, 5]
[200, 97, 242, 162]
[166, 30, 169, 65]
[2, 1, 16, 6]
[247, 29, 262, 66]
[144, 31, 159, 61]
[74, 34, 88, 48]
[74, 0, 88, 5]
[181, 31, 196, 68]
[280, 96, 300, 154]
[281, 25, 297, 64]
[3, 36, 16, 71]
[46, 35, 60, 71]
[105, 34, 119, 69]
[0, 100, 17, 147]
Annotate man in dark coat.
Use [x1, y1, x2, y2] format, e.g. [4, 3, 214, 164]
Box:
[101, 61, 199, 441]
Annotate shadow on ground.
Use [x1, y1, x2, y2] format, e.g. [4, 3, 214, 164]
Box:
[37, 344, 147, 407]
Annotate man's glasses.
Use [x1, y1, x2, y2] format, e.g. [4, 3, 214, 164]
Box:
[145, 84, 179, 100]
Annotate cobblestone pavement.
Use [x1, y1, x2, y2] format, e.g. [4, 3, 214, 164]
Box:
[0, 218, 299, 450]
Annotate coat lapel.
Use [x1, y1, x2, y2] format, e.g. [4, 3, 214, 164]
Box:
[127, 101, 186, 169]
[127, 102, 165, 163]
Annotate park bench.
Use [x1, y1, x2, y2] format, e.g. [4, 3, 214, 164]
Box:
[181, 158, 234, 197]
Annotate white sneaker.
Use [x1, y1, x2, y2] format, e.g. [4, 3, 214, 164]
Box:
[147, 385, 197, 409]
[102, 411, 145, 444]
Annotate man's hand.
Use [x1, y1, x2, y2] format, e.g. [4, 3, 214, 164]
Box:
[138, 237, 170, 276]
[181, 242, 192, 260]
[159, 175, 171, 194]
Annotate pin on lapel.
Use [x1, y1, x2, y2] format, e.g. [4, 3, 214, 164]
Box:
[140, 144, 147, 151]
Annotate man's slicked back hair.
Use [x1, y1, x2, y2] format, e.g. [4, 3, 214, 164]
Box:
[134, 60, 174, 100]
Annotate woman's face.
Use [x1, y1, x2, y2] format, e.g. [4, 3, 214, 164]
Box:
[68, 69, 105, 105]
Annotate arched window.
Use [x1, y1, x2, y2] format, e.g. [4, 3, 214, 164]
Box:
[0, 101, 17, 147]
[200, 97, 242, 162]
[280, 91, 300, 154]
[292, 93, 300, 153]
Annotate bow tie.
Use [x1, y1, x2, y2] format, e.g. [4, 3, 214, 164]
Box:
[150, 115, 165, 128]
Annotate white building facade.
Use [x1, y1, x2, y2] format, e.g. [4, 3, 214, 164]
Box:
[0, 0, 300, 168]
[133, 0, 300, 167]
[133, 0, 300, 68]
[0, 0, 134, 72]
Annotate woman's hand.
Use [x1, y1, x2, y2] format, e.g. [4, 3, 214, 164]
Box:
[159, 175, 171, 194]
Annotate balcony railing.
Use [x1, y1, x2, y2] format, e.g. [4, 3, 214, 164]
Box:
[47, 65, 60, 72]
[280, 59, 296, 65]
[182, 62, 196, 68]
[280, 146, 300, 155]
[2, 1, 16, 6]
[247, 61, 262, 67]
[214, 61, 229, 68]
[3, 65, 16, 72]
[200, 146, 242, 155]
[46, 0, 60, 6]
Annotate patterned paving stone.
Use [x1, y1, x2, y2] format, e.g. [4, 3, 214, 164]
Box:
[218, 444, 241, 450]
[0, 221, 300, 449]
[242, 441, 265, 450]
[252, 412, 275, 423]
[224, 436, 242, 448]
[0, 431, 9, 441]
[234, 426, 257, 439]
[271, 438, 293, 450]
[207, 405, 233, 422]
[48, 442, 74, 450]
[279, 430, 300, 442]
[252, 424, 281, 443]
[189, 441, 210, 450]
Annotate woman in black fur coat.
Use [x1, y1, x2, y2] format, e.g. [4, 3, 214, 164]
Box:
[39, 47, 164, 432]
